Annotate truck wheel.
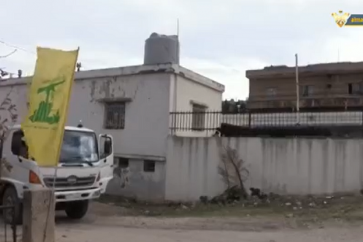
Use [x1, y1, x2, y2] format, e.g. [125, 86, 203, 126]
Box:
[65, 200, 89, 219]
[2, 186, 22, 225]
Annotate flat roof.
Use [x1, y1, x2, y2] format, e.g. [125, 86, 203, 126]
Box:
[11, 124, 94, 132]
[0, 63, 225, 92]
[246, 61, 363, 79]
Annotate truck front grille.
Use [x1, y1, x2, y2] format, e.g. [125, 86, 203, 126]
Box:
[43, 176, 96, 188]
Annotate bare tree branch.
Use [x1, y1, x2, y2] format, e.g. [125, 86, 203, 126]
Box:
[0, 87, 18, 176]
[218, 145, 249, 198]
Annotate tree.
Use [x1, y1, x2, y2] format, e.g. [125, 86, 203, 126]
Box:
[222, 99, 248, 113]
[218, 145, 249, 199]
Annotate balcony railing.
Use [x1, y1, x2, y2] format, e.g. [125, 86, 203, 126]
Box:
[169, 110, 363, 134]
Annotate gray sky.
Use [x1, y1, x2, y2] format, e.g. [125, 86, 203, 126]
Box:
[1, 0, 363, 99]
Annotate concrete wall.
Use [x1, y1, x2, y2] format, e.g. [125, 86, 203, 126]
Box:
[107, 158, 166, 201]
[0, 72, 171, 158]
[175, 75, 222, 111]
[172, 75, 223, 137]
[246, 62, 363, 79]
[71, 73, 171, 158]
[165, 136, 363, 201]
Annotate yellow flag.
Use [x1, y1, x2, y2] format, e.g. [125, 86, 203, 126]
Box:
[21, 47, 79, 167]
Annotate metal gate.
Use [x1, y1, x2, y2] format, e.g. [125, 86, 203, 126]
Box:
[0, 204, 17, 242]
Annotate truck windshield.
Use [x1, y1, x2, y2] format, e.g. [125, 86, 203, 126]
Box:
[59, 130, 99, 163]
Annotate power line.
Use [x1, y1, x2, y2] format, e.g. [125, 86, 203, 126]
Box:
[0, 39, 36, 55]
[0, 39, 97, 74]
[0, 49, 17, 58]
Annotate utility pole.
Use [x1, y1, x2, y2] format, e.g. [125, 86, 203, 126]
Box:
[176, 18, 180, 65]
[295, 54, 300, 124]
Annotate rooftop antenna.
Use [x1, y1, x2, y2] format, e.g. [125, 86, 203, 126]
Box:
[76, 62, 82, 72]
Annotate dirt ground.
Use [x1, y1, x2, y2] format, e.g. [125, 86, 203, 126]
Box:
[3, 194, 363, 242]
[63, 194, 363, 242]
[57, 200, 363, 242]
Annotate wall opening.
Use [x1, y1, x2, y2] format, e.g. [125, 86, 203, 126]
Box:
[143, 160, 155, 172]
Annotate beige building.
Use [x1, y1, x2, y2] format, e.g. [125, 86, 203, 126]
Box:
[246, 62, 363, 110]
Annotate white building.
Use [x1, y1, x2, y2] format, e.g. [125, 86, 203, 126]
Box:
[0, 33, 224, 200]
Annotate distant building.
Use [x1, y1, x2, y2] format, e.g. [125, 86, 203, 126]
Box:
[246, 62, 363, 110]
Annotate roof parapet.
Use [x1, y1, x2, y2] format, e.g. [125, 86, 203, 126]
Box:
[246, 61, 363, 79]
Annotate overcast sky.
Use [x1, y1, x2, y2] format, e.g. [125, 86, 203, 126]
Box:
[1, 0, 363, 99]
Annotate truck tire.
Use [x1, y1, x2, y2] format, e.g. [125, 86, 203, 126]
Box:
[2, 186, 22, 225]
[65, 200, 89, 219]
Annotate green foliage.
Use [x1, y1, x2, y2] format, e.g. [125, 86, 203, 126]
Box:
[222, 99, 247, 113]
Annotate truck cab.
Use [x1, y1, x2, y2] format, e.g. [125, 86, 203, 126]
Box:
[0, 124, 114, 224]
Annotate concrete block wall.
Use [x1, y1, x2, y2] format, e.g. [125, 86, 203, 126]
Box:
[165, 136, 363, 201]
[106, 159, 166, 201]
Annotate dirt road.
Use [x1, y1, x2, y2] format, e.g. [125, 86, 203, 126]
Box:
[57, 224, 363, 242]
[2, 202, 363, 242]
[53, 202, 363, 242]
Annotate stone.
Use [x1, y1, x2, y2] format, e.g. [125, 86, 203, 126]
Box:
[22, 188, 55, 242]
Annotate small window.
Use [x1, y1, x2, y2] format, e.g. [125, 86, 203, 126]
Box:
[143, 160, 155, 172]
[358, 82, 363, 94]
[192, 104, 206, 131]
[302, 85, 313, 97]
[350, 82, 363, 95]
[348, 83, 353, 94]
[266, 87, 276, 96]
[104, 102, 125, 129]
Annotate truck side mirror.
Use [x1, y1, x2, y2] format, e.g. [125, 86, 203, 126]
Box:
[104, 139, 112, 156]
[99, 135, 112, 159]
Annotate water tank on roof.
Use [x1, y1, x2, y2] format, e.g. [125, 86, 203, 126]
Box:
[144, 33, 180, 65]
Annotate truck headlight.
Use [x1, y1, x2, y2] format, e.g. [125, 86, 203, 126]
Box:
[29, 170, 42, 184]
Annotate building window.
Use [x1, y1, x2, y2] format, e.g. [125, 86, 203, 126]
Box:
[302, 85, 313, 97]
[348, 83, 353, 94]
[11, 129, 28, 158]
[104, 102, 125, 129]
[357, 82, 363, 94]
[349, 82, 363, 95]
[192, 104, 206, 131]
[266, 87, 276, 96]
[143, 160, 155, 172]
[115, 157, 129, 168]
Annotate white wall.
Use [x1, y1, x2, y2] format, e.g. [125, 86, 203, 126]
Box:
[0, 72, 171, 158]
[165, 136, 363, 201]
[173, 75, 223, 137]
[107, 159, 166, 201]
[175, 75, 222, 111]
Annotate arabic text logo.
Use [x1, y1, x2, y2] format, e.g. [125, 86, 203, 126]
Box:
[29, 77, 65, 125]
